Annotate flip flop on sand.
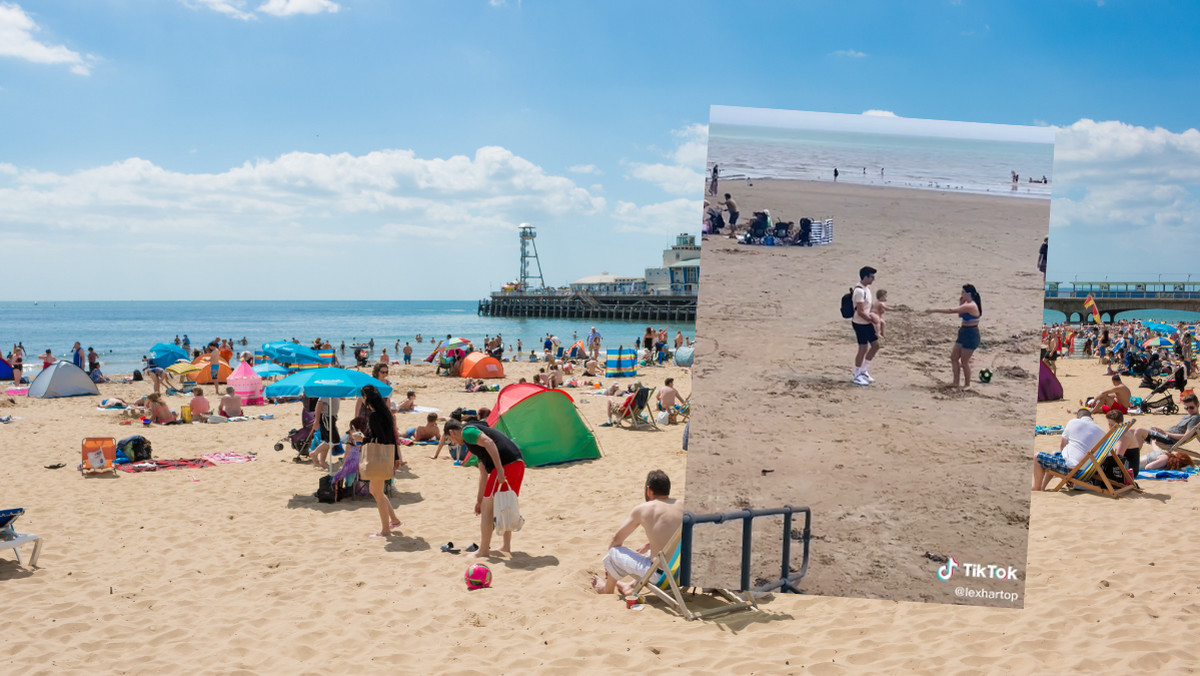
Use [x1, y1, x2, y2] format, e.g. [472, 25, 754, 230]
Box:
[440, 542, 460, 554]
[44, 463, 66, 469]
[369, 532, 392, 539]
[464, 543, 479, 553]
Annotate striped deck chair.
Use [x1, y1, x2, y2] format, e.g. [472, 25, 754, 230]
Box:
[627, 527, 758, 621]
[673, 395, 691, 423]
[1047, 421, 1139, 498]
[1169, 424, 1200, 460]
[616, 387, 657, 430]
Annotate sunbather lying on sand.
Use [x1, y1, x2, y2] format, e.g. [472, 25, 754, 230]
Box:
[402, 412, 441, 442]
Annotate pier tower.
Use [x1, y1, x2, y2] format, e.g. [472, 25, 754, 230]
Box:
[519, 223, 545, 291]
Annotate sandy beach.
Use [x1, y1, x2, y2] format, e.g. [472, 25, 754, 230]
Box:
[687, 179, 1049, 606]
[3, 349, 1200, 672]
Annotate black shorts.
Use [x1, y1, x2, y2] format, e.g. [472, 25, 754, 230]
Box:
[317, 416, 340, 443]
[853, 322, 878, 345]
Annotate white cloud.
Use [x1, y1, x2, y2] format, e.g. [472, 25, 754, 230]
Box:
[625, 122, 708, 195]
[569, 164, 600, 175]
[258, 0, 340, 17]
[832, 49, 867, 58]
[0, 147, 604, 246]
[189, 0, 256, 21]
[1048, 119, 1200, 277]
[612, 198, 702, 235]
[862, 109, 897, 117]
[0, 2, 93, 75]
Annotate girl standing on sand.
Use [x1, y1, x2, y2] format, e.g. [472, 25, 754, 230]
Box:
[925, 284, 982, 389]
[360, 385, 402, 537]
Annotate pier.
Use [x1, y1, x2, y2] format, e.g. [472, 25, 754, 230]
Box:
[478, 291, 696, 322]
[1045, 281, 1200, 322]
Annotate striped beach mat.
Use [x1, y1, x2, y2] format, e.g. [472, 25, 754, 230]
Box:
[605, 347, 638, 378]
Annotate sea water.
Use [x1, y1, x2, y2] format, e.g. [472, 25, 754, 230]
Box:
[0, 300, 693, 375]
[707, 123, 1055, 198]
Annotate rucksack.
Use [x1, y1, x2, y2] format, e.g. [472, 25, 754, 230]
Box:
[117, 435, 153, 462]
[840, 286, 860, 319]
[316, 475, 344, 503]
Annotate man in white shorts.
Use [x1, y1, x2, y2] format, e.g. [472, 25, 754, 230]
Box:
[591, 470, 684, 596]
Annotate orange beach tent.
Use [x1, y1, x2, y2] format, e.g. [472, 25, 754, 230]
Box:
[461, 352, 505, 379]
[191, 355, 232, 384]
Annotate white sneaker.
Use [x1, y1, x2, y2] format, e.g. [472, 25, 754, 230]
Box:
[852, 374, 870, 386]
[861, 371, 875, 384]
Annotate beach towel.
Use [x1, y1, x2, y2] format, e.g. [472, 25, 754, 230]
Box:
[1137, 466, 1200, 481]
[400, 405, 441, 414]
[200, 452, 258, 464]
[1035, 425, 1063, 435]
[116, 458, 216, 473]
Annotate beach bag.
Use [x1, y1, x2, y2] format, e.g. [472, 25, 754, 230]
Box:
[493, 483, 524, 534]
[840, 287, 858, 319]
[117, 435, 153, 462]
[358, 442, 395, 481]
[316, 475, 343, 503]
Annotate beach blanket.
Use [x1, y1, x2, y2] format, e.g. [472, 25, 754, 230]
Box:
[5, 388, 28, 396]
[201, 452, 257, 464]
[1137, 466, 1200, 481]
[116, 458, 216, 473]
[399, 438, 438, 446]
[1035, 425, 1063, 435]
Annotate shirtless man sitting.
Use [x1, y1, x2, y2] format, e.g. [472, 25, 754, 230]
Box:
[584, 358, 602, 377]
[591, 470, 684, 596]
[1088, 374, 1131, 414]
[655, 377, 682, 424]
[219, 386, 243, 418]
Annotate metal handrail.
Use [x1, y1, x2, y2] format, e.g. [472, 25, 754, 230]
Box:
[680, 506, 811, 594]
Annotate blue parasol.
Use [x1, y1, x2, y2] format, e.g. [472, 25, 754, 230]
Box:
[253, 363, 289, 378]
[264, 367, 392, 399]
[149, 343, 188, 368]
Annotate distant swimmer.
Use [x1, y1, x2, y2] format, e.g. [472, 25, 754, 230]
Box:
[833, 167, 839, 182]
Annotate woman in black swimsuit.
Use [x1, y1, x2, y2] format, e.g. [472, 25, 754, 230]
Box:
[926, 284, 982, 389]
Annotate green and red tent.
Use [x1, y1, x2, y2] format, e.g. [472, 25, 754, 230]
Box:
[482, 383, 601, 467]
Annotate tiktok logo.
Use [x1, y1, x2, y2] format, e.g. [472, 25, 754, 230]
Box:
[936, 556, 959, 581]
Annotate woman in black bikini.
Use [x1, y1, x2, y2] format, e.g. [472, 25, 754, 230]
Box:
[926, 284, 982, 389]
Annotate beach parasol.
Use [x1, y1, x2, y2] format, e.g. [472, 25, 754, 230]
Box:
[1143, 337, 1175, 348]
[165, 361, 199, 376]
[149, 343, 188, 368]
[253, 363, 289, 378]
[264, 367, 392, 399]
[262, 341, 326, 365]
[444, 337, 473, 352]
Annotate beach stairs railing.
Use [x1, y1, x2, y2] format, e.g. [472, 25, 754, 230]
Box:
[660, 506, 811, 620]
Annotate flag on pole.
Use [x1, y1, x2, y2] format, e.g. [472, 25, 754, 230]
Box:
[1083, 295, 1102, 323]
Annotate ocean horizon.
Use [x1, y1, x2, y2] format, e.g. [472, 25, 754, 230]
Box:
[1, 300, 695, 375]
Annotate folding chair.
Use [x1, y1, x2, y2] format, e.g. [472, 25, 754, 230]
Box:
[627, 527, 757, 621]
[673, 395, 691, 424]
[0, 508, 43, 568]
[1046, 421, 1140, 498]
[81, 437, 118, 475]
[616, 387, 657, 430]
[1168, 425, 1200, 460]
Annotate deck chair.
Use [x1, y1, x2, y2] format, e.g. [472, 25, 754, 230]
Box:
[1047, 421, 1141, 498]
[0, 508, 43, 568]
[627, 527, 757, 621]
[81, 437, 117, 475]
[616, 387, 657, 430]
[1168, 425, 1200, 460]
[673, 395, 691, 423]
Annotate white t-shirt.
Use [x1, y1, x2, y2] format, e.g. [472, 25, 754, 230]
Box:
[1061, 417, 1105, 466]
[851, 285, 873, 325]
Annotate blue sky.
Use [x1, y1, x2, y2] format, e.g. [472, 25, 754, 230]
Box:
[1, 1, 1198, 299]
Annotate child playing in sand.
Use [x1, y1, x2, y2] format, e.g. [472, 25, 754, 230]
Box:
[870, 289, 889, 339]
